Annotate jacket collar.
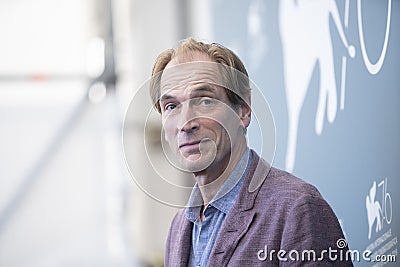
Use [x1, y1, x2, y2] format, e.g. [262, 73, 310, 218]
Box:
[233, 149, 271, 211]
[207, 150, 272, 266]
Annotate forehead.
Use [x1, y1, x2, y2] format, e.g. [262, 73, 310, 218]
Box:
[160, 57, 226, 94]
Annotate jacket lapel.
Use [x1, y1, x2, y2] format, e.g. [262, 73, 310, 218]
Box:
[207, 150, 271, 266]
[208, 209, 256, 266]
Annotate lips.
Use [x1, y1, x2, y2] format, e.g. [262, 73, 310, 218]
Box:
[179, 140, 201, 149]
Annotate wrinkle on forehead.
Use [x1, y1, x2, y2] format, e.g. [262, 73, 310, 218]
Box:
[160, 61, 228, 93]
[160, 82, 220, 102]
[167, 50, 213, 66]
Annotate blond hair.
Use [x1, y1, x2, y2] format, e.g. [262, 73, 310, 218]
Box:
[150, 38, 251, 112]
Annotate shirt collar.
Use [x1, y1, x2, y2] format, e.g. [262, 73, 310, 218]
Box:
[185, 148, 251, 222]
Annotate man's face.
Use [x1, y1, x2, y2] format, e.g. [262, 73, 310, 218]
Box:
[159, 55, 248, 174]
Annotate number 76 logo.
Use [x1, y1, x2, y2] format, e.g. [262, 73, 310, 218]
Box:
[366, 178, 392, 239]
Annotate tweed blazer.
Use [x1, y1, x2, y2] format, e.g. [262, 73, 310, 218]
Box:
[165, 150, 353, 266]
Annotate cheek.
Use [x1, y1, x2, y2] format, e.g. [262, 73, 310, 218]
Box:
[218, 120, 239, 148]
[212, 121, 230, 146]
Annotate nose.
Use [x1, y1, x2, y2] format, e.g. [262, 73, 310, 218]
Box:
[178, 102, 199, 133]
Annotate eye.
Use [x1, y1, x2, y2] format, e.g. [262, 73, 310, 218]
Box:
[165, 103, 177, 111]
[199, 97, 214, 106]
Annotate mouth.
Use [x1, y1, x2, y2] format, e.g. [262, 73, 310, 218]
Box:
[179, 138, 212, 151]
[179, 140, 202, 149]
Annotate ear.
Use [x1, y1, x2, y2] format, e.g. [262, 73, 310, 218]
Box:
[238, 103, 251, 128]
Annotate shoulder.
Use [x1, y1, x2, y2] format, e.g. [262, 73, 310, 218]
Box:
[165, 209, 190, 254]
[245, 150, 322, 202]
[252, 166, 341, 227]
[168, 209, 187, 233]
[257, 167, 323, 202]
[254, 166, 343, 234]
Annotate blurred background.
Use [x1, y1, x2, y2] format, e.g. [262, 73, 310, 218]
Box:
[0, 0, 398, 266]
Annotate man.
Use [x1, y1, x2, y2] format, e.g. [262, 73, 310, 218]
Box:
[150, 38, 353, 266]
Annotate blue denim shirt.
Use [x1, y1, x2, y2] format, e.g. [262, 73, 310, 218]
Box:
[185, 148, 252, 267]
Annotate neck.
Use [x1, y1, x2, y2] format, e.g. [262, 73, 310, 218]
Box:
[194, 139, 247, 204]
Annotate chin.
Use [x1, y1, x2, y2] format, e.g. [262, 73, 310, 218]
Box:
[179, 152, 215, 173]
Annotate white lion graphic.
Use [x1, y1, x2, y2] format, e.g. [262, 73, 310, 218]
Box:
[366, 181, 382, 239]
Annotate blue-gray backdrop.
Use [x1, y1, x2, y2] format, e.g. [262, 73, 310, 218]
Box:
[210, 0, 399, 265]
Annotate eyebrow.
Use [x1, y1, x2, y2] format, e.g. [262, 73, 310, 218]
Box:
[160, 84, 216, 103]
[190, 84, 216, 97]
[159, 93, 175, 103]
